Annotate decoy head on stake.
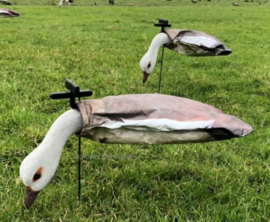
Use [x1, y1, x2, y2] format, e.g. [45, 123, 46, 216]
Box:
[140, 19, 171, 83]
[20, 80, 92, 208]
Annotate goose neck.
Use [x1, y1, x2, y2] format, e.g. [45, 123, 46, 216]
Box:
[39, 109, 83, 155]
[147, 32, 171, 55]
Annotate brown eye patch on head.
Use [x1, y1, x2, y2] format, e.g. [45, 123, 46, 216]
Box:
[32, 167, 43, 182]
[147, 62, 151, 69]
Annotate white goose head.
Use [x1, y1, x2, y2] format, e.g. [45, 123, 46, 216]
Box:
[140, 32, 171, 83]
[20, 109, 83, 208]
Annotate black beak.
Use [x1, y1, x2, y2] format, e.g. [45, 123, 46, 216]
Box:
[24, 187, 40, 209]
[142, 71, 150, 83]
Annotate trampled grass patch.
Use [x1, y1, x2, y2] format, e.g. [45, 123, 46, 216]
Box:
[1, 2, 270, 221]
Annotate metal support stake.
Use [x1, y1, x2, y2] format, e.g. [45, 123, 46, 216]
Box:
[78, 134, 81, 203]
[158, 46, 165, 93]
[154, 19, 171, 93]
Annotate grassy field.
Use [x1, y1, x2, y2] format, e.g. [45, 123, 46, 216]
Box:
[1, 1, 270, 221]
[6, 0, 270, 6]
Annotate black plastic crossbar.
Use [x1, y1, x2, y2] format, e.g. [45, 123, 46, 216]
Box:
[50, 79, 93, 109]
[154, 19, 171, 32]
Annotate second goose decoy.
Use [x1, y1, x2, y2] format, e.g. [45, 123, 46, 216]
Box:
[140, 25, 231, 83]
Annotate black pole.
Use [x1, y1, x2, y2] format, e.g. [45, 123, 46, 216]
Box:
[77, 96, 81, 204]
[158, 46, 165, 93]
[78, 132, 81, 204]
[154, 19, 171, 93]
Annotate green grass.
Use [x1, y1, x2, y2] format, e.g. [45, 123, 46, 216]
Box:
[6, 0, 270, 6]
[1, 2, 270, 221]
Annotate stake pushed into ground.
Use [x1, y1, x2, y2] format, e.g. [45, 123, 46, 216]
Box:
[154, 19, 171, 93]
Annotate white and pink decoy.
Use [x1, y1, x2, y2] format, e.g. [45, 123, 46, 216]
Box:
[0, 0, 11, 5]
[20, 93, 252, 208]
[140, 20, 231, 83]
[59, 0, 73, 7]
[0, 8, 19, 17]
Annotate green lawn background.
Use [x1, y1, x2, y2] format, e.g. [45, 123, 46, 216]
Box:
[0, 2, 270, 221]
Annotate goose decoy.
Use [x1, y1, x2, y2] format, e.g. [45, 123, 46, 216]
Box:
[0, 8, 19, 17]
[140, 20, 232, 83]
[59, 0, 74, 7]
[0, 0, 11, 5]
[20, 94, 253, 208]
